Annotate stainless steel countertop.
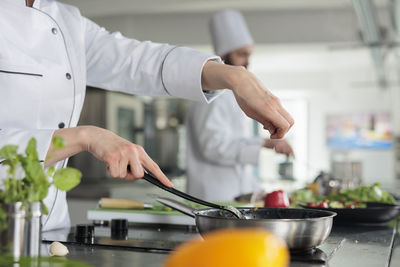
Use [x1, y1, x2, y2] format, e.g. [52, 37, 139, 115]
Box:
[390, 223, 400, 267]
[42, 221, 399, 267]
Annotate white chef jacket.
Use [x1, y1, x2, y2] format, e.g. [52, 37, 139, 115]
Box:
[186, 90, 264, 201]
[0, 0, 221, 231]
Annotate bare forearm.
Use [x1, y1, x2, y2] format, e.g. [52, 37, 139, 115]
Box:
[45, 126, 88, 167]
[201, 60, 294, 139]
[44, 125, 172, 187]
[201, 60, 245, 90]
[264, 139, 276, 149]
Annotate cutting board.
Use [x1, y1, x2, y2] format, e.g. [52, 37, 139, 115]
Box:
[87, 201, 247, 226]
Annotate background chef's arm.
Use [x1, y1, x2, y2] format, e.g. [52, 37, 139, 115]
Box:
[84, 17, 221, 103]
[201, 133, 263, 166]
[188, 99, 263, 166]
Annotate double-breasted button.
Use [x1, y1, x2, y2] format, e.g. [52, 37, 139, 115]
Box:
[58, 122, 65, 129]
[51, 28, 58, 35]
[66, 73, 71, 80]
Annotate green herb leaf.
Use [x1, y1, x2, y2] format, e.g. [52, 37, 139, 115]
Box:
[53, 136, 65, 149]
[0, 207, 7, 231]
[0, 145, 18, 160]
[47, 166, 55, 176]
[53, 168, 82, 191]
[21, 158, 45, 182]
[25, 137, 38, 160]
[41, 201, 49, 215]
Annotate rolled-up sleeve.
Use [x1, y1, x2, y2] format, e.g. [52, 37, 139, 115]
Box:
[84, 17, 222, 103]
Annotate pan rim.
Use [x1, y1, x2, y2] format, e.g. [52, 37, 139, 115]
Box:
[193, 207, 337, 221]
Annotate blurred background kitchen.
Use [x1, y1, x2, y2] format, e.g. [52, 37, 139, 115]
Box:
[61, 0, 400, 224]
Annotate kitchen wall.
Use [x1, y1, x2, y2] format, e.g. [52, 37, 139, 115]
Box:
[91, 8, 362, 46]
[251, 45, 397, 185]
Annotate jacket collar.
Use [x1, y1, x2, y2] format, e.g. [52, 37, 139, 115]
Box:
[4, 0, 42, 8]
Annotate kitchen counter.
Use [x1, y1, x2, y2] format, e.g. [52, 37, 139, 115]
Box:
[42, 220, 399, 267]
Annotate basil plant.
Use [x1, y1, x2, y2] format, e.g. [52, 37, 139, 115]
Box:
[0, 137, 82, 230]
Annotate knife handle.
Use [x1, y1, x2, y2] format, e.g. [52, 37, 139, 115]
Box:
[100, 198, 145, 209]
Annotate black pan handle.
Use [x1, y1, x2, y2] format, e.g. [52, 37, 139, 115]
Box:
[142, 171, 225, 210]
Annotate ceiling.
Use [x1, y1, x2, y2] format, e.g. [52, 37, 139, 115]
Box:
[61, 0, 358, 18]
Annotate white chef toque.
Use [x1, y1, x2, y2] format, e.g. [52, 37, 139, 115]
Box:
[209, 9, 254, 57]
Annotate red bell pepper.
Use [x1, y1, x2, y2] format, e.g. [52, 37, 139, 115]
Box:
[264, 190, 290, 208]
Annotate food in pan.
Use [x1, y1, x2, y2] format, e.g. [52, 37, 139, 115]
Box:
[306, 200, 367, 209]
[329, 183, 395, 204]
[291, 183, 395, 207]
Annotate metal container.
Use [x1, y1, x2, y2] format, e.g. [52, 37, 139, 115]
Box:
[0, 202, 26, 260]
[0, 202, 42, 260]
[26, 202, 41, 257]
[278, 159, 294, 180]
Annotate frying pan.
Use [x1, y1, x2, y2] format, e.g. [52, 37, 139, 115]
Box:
[157, 197, 336, 250]
[299, 202, 400, 224]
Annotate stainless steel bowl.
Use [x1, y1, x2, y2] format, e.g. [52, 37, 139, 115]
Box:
[193, 208, 336, 250]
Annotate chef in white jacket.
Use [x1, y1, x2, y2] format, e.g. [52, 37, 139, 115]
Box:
[186, 10, 294, 201]
[0, 1, 293, 231]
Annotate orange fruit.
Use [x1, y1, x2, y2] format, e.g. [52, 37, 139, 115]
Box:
[164, 228, 289, 267]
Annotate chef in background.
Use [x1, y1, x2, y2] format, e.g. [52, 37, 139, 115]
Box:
[0, 2, 293, 231]
[186, 10, 294, 201]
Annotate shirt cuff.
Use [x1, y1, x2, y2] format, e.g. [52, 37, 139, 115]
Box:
[161, 46, 223, 103]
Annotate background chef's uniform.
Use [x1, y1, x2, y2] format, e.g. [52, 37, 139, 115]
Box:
[0, 0, 221, 231]
[186, 10, 264, 201]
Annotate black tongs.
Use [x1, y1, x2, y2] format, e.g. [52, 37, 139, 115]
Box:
[142, 170, 245, 219]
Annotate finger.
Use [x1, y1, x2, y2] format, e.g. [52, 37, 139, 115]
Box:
[276, 147, 289, 156]
[107, 161, 120, 178]
[267, 111, 290, 139]
[277, 143, 293, 157]
[263, 122, 277, 136]
[139, 150, 173, 188]
[125, 170, 137, 181]
[119, 156, 128, 178]
[272, 129, 288, 139]
[275, 101, 295, 128]
[127, 152, 144, 179]
[125, 164, 137, 181]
